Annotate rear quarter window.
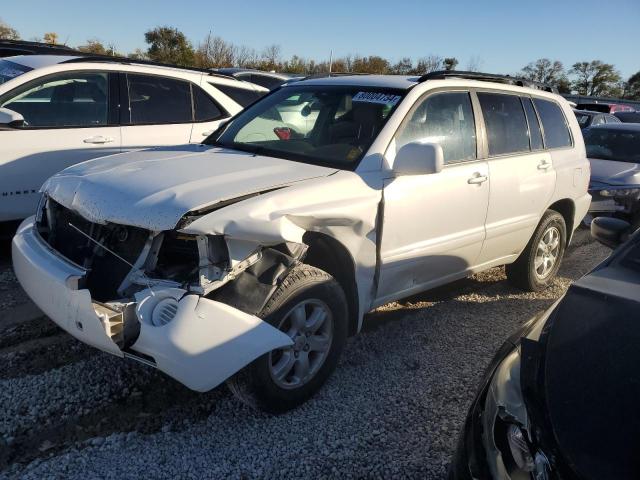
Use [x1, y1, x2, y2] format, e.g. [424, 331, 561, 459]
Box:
[213, 83, 265, 108]
[533, 98, 572, 149]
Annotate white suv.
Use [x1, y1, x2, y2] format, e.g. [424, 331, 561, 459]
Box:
[13, 71, 590, 412]
[0, 55, 268, 225]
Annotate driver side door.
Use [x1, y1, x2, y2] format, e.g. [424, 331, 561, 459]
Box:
[376, 90, 490, 304]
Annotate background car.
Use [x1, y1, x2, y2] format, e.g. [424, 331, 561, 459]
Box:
[213, 67, 302, 90]
[584, 123, 640, 229]
[573, 108, 621, 129]
[614, 111, 640, 123]
[576, 101, 636, 113]
[0, 54, 268, 228]
[0, 39, 79, 58]
[450, 216, 640, 480]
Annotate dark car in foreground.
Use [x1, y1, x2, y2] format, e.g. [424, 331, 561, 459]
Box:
[584, 123, 640, 229]
[573, 109, 620, 129]
[450, 216, 640, 480]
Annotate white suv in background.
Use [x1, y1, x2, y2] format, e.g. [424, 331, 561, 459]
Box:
[13, 71, 590, 412]
[0, 55, 268, 225]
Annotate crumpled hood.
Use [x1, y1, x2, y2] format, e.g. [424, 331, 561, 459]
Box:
[589, 157, 640, 187]
[43, 144, 337, 230]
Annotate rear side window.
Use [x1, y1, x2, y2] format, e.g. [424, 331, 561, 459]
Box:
[193, 85, 224, 122]
[605, 115, 621, 124]
[521, 97, 544, 150]
[214, 83, 264, 107]
[127, 74, 192, 125]
[533, 98, 572, 149]
[395, 91, 477, 165]
[478, 92, 529, 156]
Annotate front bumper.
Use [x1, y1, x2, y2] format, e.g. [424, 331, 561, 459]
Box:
[12, 217, 293, 392]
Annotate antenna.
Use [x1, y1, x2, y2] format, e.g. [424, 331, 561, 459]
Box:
[328, 49, 333, 74]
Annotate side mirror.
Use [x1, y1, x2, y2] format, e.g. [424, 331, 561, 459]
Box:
[393, 141, 444, 176]
[0, 107, 25, 128]
[590, 216, 631, 249]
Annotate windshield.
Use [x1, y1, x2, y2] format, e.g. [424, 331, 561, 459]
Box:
[0, 59, 32, 85]
[584, 129, 640, 163]
[206, 85, 405, 169]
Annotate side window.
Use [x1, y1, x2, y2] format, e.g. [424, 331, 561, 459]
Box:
[395, 91, 476, 165]
[532, 98, 572, 148]
[521, 97, 544, 150]
[192, 85, 225, 122]
[127, 74, 192, 125]
[1, 72, 109, 127]
[605, 114, 621, 124]
[478, 92, 529, 156]
[592, 115, 605, 126]
[248, 74, 284, 90]
[213, 83, 264, 108]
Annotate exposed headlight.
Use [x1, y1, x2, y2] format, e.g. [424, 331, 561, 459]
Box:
[599, 188, 640, 197]
[506, 423, 535, 472]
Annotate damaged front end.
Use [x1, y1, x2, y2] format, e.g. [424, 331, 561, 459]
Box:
[17, 196, 310, 391]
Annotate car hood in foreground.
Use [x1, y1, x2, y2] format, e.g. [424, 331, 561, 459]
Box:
[43, 144, 338, 231]
[588, 157, 640, 187]
[521, 258, 640, 480]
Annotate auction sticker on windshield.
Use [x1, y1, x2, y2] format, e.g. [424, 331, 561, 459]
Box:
[352, 91, 402, 106]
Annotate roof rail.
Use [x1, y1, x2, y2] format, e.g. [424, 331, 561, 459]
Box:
[60, 56, 235, 80]
[418, 70, 558, 94]
[0, 39, 75, 50]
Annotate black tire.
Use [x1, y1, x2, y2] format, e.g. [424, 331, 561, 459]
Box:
[506, 210, 567, 292]
[226, 264, 348, 413]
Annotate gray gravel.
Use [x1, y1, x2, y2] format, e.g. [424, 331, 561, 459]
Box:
[0, 231, 608, 479]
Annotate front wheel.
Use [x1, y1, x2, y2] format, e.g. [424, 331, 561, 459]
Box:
[506, 210, 567, 292]
[227, 264, 348, 413]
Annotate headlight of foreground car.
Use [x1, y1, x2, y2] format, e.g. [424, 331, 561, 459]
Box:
[482, 347, 550, 480]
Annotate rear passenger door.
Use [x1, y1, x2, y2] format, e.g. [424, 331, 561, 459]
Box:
[120, 73, 227, 148]
[475, 92, 556, 265]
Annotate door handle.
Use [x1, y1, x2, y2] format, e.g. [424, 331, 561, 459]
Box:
[537, 160, 552, 170]
[83, 136, 114, 144]
[201, 130, 214, 136]
[467, 173, 488, 185]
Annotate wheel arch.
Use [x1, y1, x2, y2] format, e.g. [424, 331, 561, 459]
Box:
[547, 198, 575, 246]
[302, 232, 360, 336]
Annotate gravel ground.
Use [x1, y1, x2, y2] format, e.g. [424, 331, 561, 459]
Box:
[0, 230, 608, 479]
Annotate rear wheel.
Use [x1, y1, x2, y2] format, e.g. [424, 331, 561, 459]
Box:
[227, 264, 347, 413]
[506, 210, 566, 292]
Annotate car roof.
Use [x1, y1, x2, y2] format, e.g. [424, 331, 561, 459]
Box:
[286, 75, 419, 89]
[4, 55, 79, 69]
[588, 123, 640, 132]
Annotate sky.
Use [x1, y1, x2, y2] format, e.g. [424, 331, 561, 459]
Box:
[3, 0, 639, 78]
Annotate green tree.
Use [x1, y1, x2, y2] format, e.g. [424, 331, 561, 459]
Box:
[77, 39, 118, 56]
[391, 57, 413, 75]
[43, 32, 59, 45]
[443, 57, 458, 71]
[0, 19, 20, 40]
[144, 26, 194, 66]
[570, 60, 622, 97]
[624, 71, 640, 100]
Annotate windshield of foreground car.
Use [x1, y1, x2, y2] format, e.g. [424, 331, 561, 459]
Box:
[206, 85, 405, 169]
[584, 129, 640, 164]
[0, 59, 32, 85]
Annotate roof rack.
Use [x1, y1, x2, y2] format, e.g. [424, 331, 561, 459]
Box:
[61, 56, 235, 79]
[300, 72, 368, 81]
[418, 70, 558, 93]
[0, 39, 75, 50]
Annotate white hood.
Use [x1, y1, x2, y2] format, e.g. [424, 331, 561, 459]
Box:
[43, 144, 337, 231]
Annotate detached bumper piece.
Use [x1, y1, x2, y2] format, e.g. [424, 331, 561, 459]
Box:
[12, 217, 293, 392]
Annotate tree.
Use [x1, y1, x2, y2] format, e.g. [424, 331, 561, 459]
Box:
[466, 55, 483, 72]
[144, 26, 195, 66]
[414, 55, 442, 74]
[391, 57, 413, 75]
[351, 55, 390, 74]
[77, 39, 118, 56]
[0, 19, 20, 40]
[195, 34, 235, 68]
[443, 57, 458, 71]
[261, 44, 282, 71]
[624, 71, 640, 100]
[521, 58, 565, 83]
[128, 48, 148, 60]
[571, 60, 622, 97]
[43, 32, 59, 45]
